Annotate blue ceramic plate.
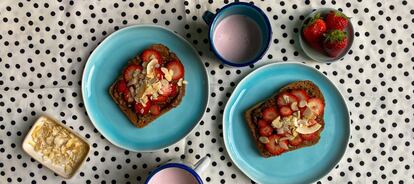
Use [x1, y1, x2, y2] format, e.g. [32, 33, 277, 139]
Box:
[82, 25, 209, 152]
[223, 62, 350, 184]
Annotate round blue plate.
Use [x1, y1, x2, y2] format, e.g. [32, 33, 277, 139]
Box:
[223, 62, 350, 184]
[82, 25, 209, 152]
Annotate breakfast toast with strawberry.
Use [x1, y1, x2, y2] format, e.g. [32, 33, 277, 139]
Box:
[244, 81, 325, 157]
[109, 44, 186, 128]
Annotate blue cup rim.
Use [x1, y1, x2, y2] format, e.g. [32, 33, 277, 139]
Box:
[144, 163, 204, 184]
[207, 2, 272, 67]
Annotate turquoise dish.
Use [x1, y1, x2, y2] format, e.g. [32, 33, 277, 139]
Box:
[223, 62, 350, 184]
[82, 25, 209, 152]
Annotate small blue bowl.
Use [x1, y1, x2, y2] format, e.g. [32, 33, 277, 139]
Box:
[202, 2, 272, 67]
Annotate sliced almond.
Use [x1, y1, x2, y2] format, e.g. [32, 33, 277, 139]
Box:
[259, 136, 269, 144]
[161, 67, 172, 81]
[271, 116, 282, 128]
[146, 59, 158, 79]
[279, 140, 289, 150]
[177, 78, 183, 86]
[291, 101, 299, 111]
[299, 100, 307, 108]
[182, 80, 188, 85]
[303, 107, 315, 119]
[295, 123, 322, 134]
[283, 95, 290, 104]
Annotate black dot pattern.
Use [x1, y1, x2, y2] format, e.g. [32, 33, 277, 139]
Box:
[0, 0, 413, 183]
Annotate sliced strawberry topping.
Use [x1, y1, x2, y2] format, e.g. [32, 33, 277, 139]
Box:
[170, 83, 178, 97]
[307, 98, 324, 115]
[289, 136, 303, 146]
[279, 106, 293, 117]
[257, 119, 268, 128]
[134, 101, 151, 115]
[117, 80, 128, 94]
[154, 67, 164, 80]
[149, 104, 161, 115]
[291, 90, 309, 101]
[140, 49, 163, 63]
[265, 135, 285, 155]
[307, 119, 318, 126]
[123, 64, 143, 81]
[259, 125, 273, 137]
[166, 59, 185, 80]
[276, 92, 298, 107]
[262, 107, 278, 121]
[300, 132, 319, 141]
[152, 95, 168, 103]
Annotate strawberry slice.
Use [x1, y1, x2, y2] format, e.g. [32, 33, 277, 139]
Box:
[262, 107, 278, 121]
[257, 119, 268, 128]
[259, 125, 273, 137]
[152, 95, 168, 103]
[117, 80, 128, 94]
[154, 67, 164, 80]
[289, 136, 303, 146]
[276, 92, 298, 107]
[149, 104, 161, 115]
[123, 64, 143, 81]
[134, 101, 151, 115]
[140, 49, 163, 63]
[291, 90, 309, 101]
[166, 59, 185, 80]
[307, 98, 324, 115]
[279, 106, 293, 117]
[301, 132, 319, 141]
[265, 135, 285, 155]
[170, 83, 178, 97]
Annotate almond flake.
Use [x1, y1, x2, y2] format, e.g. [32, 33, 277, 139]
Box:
[259, 136, 269, 144]
[291, 101, 299, 111]
[161, 67, 172, 81]
[299, 100, 307, 108]
[271, 116, 282, 128]
[146, 59, 158, 79]
[177, 78, 183, 86]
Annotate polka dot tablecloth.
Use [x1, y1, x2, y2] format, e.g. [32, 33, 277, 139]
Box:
[0, 0, 413, 183]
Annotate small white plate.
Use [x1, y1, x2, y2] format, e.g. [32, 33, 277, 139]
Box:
[299, 8, 354, 63]
[22, 116, 90, 179]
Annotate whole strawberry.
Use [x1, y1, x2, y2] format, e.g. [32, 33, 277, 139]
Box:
[323, 30, 348, 57]
[325, 11, 349, 30]
[303, 13, 327, 50]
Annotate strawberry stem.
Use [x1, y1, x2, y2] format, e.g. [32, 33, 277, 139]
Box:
[305, 13, 322, 27]
[324, 30, 347, 42]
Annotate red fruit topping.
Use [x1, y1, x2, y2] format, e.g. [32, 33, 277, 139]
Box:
[302, 13, 327, 50]
[257, 119, 268, 128]
[154, 67, 164, 80]
[279, 106, 293, 117]
[289, 136, 303, 146]
[323, 30, 348, 57]
[265, 135, 285, 155]
[325, 11, 349, 31]
[277, 92, 298, 107]
[262, 107, 278, 121]
[140, 49, 163, 63]
[291, 90, 309, 101]
[259, 125, 273, 137]
[117, 80, 128, 94]
[134, 101, 151, 115]
[152, 95, 168, 103]
[308, 119, 318, 126]
[301, 132, 319, 141]
[123, 64, 143, 81]
[307, 98, 325, 115]
[166, 59, 185, 80]
[149, 104, 161, 115]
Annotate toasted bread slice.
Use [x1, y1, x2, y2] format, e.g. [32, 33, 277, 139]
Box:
[109, 44, 186, 128]
[244, 80, 324, 157]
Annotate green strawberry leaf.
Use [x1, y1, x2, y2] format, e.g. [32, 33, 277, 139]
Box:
[324, 30, 347, 43]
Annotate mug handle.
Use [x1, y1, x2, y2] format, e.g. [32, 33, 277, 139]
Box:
[202, 11, 215, 26]
[193, 156, 211, 174]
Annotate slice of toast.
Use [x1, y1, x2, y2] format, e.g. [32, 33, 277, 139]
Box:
[109, 44, 186, 128]
[244, 80, 324, 157]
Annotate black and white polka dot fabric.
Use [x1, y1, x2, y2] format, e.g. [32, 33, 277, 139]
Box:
[0, 0, 413, 183]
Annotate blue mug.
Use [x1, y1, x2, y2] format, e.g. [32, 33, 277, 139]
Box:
[203, 2, 272, 67]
